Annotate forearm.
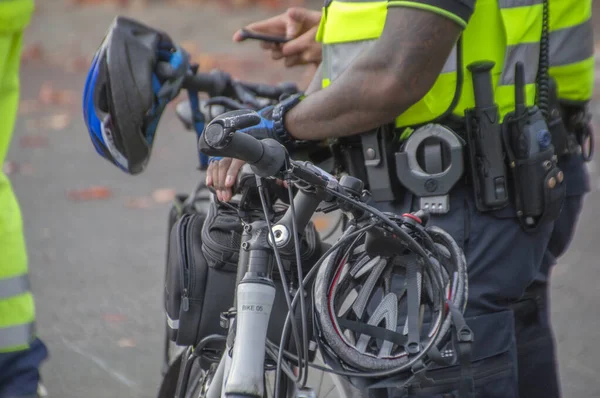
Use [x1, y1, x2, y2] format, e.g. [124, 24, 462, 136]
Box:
[304, 64, 323, 95]
[285, 8, 462, 141]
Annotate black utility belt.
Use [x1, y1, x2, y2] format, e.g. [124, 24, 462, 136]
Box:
[353, 60, 593, 232]
[347, 116, 566, 233]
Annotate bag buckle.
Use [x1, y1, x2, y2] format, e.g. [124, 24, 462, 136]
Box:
[457, 326, 474, 343]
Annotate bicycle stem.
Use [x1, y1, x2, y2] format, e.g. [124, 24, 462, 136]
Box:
[270, 189, 327, 256]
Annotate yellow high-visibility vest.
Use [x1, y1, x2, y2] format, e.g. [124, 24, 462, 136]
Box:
[316, 0, 594, 129]
[0, 0, 37, 353]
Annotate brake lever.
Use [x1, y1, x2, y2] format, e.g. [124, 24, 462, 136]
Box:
[232, 81, 261, 109]
[205, 96, 248, 111]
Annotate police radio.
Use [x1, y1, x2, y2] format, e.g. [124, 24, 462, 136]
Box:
[503, 62, 565, 230]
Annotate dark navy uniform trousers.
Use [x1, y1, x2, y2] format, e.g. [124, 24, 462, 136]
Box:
[372, 152, 589, 398]
[513, 153, 589, 398]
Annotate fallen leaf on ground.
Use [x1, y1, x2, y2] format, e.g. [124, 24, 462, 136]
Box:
[25, 119, 43, 132]
[180, 40, 201, 59]
[67, 0, 117, 4]
[19, 135, 48, 148]
[117, 338, 136, 348]
[152, 188, 176, 203]
[129, 0, 148, 9]
[19, 99, 41, 115]
[65, 55, 93, 73]
[21, 43, 44, 62]
[47, 113, 72, 131]
[20, 163, 34, 176]
[38, 82, 76, 106]
[3, 161, 19, 175]
[3, 161, 34, 176]
[67, 186, 112, 201]
[125, 197, 154, 209]
[103, 314, 126, 323]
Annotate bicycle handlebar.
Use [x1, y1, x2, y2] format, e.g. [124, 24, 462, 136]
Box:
[199, 112, 288, 178]
[156, 61, 298, 101]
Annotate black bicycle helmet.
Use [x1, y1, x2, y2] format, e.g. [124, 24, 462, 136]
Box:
[83, 16, 189, 174]
[313, 212, 468, 378]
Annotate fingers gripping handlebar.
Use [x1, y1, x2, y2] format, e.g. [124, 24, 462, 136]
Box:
[198, 110, 287, 177]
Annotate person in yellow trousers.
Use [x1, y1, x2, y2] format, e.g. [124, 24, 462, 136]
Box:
[0, 1, 48, 397]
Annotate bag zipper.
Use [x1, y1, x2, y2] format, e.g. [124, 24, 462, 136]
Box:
[185, 214, 203, 303]
[178, 215, 191, 312]
[182, 288, 189, 312]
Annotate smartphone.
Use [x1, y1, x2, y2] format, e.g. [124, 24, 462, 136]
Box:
[239, 28, 289, 44]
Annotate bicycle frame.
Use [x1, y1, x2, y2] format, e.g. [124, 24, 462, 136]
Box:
[197, 188, 324, 398]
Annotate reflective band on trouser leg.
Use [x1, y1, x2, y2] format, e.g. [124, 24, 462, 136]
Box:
[0, 275, 30, 299]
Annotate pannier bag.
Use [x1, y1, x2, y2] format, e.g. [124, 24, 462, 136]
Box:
[164, 196, 322, 350]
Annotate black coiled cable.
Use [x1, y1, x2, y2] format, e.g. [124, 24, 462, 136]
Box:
[536, 0, 550, 117]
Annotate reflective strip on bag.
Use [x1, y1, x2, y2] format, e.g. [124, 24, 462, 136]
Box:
[167, 315, 179, 330]
[0, 322, 35, 351]
[0, 274, 30, 300]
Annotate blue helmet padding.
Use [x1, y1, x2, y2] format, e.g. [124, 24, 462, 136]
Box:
[82, 49, 129, 172]
[82, 52, 111, 160]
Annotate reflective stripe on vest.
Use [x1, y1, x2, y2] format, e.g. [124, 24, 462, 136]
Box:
[0, 275, 30, 299]
[0, 276, 36, 352]
[0, 323, 35, 353]
[317, 0, 594, 128]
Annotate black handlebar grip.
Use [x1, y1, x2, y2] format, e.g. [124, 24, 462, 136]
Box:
[198, 110, 287, 177]
[180, 69, 231, 97]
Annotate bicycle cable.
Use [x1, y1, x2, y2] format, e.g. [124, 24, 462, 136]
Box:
[256, 178, 307, 385]
[285, 178, 310, 387]
[273, 223, 374, 395]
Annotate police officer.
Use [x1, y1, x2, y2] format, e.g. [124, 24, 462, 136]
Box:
[208, 1, 594, 396]
[233, 6, 594, 397]
[0, 1, 49, 397]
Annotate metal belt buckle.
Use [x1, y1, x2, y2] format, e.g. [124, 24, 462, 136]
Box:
[394, 124, 465, 214]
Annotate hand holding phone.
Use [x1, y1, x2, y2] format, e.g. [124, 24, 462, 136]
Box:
[239, 28, 289, 44]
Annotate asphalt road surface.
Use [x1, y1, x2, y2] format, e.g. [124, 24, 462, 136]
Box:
[6, 2, 600, 397]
